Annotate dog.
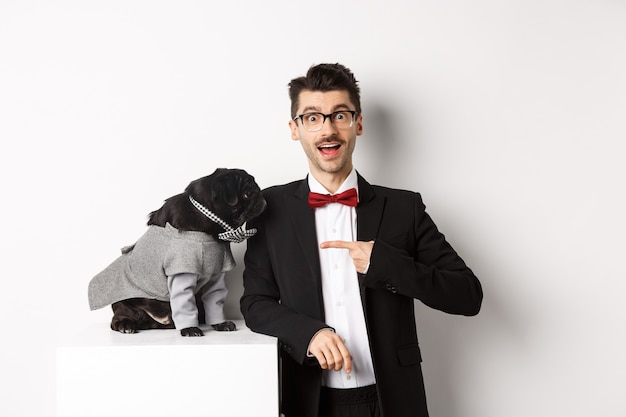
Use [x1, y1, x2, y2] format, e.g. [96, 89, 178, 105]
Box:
[88, 168, 266, 337]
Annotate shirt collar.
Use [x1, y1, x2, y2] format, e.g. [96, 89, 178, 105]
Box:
[307, 169, 359, 199]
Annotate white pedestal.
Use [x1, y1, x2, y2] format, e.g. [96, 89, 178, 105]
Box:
[56, 320, 278, 417]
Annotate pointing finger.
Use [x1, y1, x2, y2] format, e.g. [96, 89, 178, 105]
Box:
[320, 240, 355, 249]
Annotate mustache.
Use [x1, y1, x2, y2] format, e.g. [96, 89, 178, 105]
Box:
[316, 136, 345, 146]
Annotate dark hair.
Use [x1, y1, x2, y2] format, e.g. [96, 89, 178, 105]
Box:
[288, 63, 361, 119]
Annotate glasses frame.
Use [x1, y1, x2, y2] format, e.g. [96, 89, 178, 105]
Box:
[293, 110, 358, 132]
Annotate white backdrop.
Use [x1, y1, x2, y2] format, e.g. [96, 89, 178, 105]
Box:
[1, 1, 625, 416]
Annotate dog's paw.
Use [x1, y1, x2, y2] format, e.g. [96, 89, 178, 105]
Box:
[180, 327, 204, 337]
[111, 319, 138, 334]
[211, 321, 237, 332]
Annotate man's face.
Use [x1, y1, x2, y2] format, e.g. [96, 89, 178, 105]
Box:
[289, 89, 363, 183]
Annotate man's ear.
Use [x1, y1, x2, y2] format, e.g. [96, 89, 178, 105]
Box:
[355, 114, 363, 136]
[289, 119, 300, 141]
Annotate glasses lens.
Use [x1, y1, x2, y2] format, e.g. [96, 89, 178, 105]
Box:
[332, 111, 354, 127]
[302, 113, 323, 131]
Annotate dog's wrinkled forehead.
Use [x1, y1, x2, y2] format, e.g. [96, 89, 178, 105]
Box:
[187, 168, 259, 208]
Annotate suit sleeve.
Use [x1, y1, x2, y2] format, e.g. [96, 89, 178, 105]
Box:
[240, 216, 328, 364]
[363, 193, 483, 316]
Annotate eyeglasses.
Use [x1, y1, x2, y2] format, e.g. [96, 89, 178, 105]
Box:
[293, 110, 358, 132]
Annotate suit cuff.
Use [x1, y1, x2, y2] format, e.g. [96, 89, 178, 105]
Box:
[306, 327, 334, 357]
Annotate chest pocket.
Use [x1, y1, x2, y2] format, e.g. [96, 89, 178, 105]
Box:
[385, 231, 409, 248]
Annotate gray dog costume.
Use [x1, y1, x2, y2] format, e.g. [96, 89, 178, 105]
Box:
[88, 223, 235, 329]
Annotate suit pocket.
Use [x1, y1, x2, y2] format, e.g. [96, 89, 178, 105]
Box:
[383, 231, 409, 249]
[397, 343, 422, 366]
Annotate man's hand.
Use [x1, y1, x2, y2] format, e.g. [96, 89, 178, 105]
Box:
[320, 240, 374, 273]
[308, 329, 353, 373]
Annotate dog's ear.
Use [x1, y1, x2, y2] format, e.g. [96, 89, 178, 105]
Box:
[184, 170, 216, 200]
[211, 172, 239, 207]
[186, 170, 239, 209]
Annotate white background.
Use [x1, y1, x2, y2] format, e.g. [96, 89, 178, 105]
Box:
[1, 1, 625, 416]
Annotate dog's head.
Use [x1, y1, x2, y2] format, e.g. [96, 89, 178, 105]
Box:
[186, 168, 266, 230]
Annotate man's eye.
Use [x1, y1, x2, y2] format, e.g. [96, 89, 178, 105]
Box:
[306, 114, 319, 123]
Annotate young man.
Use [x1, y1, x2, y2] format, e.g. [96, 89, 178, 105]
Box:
[240, 63, 482, 417]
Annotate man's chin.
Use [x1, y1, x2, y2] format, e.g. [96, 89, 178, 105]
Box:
[314, 160, 352, 176]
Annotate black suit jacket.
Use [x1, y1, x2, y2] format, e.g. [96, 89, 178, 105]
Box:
[241, 174, 482, 417]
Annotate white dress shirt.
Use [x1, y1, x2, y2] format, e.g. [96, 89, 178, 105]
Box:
[308, 169, 377, 388]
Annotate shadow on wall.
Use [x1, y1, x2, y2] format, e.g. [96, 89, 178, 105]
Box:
[415, 303, 473, 417]
[416, 274, 521, 417]
[223, 243, 246, 321]
[358, 101, 402, 183]
[364, 99, 512, 417]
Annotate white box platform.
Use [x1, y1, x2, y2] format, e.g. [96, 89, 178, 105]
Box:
[56, 320, 278, 417]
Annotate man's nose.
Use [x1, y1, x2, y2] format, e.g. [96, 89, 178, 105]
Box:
[319, 115, 338, 135]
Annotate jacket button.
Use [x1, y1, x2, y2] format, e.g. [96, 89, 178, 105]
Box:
[385, 283, 398, 293]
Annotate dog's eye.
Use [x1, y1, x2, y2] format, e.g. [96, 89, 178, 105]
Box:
[243, 191, 251, 200]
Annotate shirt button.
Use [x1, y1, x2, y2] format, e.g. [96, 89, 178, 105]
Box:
[346, 375, 352, 380]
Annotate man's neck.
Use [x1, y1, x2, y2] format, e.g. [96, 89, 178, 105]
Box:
[309, 167, 356, 194]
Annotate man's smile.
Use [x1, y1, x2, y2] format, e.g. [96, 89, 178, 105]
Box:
[317, 141, 343, 158]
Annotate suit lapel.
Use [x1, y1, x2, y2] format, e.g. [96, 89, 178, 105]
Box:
[284, 179, 324, 311]
[284, 178, 318, 249]
[356, 173, 385, 241]
[355, 174, 386, 316]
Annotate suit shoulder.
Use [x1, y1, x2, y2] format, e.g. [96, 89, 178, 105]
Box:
[369, 184, 423, 202]
[262, 180, 302, 199]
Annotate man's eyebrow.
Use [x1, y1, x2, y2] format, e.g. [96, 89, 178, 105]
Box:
[300, 106, 321, 114]
[299, 104, 352, 114]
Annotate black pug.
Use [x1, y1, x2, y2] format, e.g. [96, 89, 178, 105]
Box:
[88, 168, 266, 337]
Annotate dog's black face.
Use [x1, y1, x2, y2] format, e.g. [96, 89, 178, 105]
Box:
[148, 168, 266, 237]
[187, 168, 266, 228]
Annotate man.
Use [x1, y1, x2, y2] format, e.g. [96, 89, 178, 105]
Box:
[240, 63, 482, 417]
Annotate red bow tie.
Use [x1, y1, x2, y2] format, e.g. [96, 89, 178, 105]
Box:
[308, 188, 358, 208]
